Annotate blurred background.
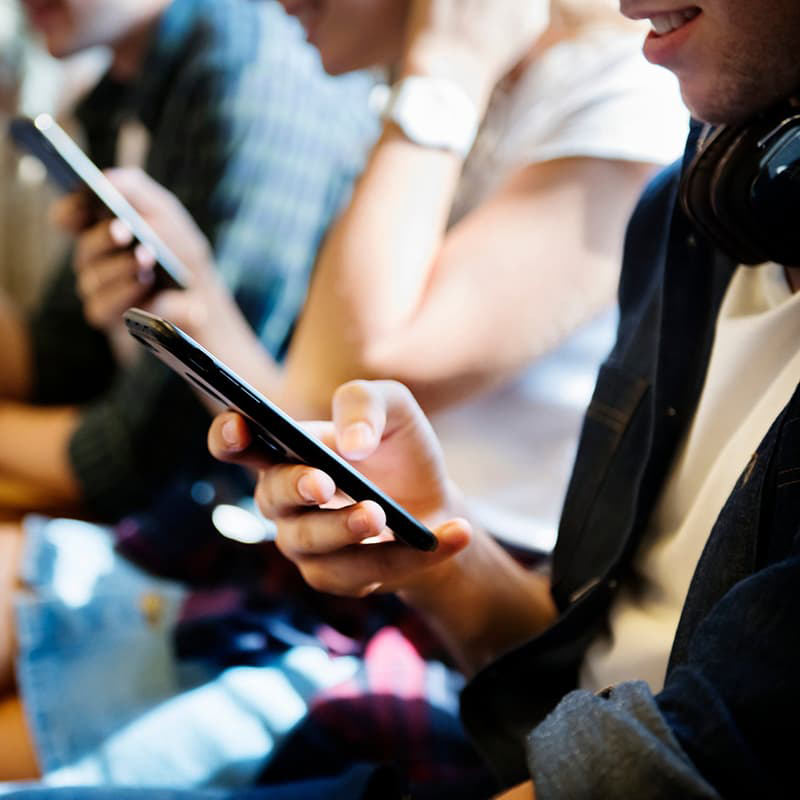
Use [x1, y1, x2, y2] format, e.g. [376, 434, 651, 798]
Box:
[0, 0, 106, 308]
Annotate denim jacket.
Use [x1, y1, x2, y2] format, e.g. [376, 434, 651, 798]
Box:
[461, 128, 800, 798]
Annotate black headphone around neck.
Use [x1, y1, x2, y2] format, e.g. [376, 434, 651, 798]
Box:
[680, 94, 800, 267]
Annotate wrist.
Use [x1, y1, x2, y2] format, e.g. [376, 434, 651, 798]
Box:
[377, 72, 485, 158]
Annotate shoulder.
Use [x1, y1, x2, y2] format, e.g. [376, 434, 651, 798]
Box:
[498, 26, 688, 166]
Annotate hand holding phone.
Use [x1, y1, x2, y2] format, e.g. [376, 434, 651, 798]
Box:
[10, 113, 189, 290]
[124, 308, 439, 552]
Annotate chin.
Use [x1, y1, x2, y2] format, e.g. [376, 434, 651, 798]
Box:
[681, 70, 800, 126]
[680, 84, 767, 126]
[319, 55, 348, 76]
[319, 50, 362, 77]
[42, 38, 75, 60]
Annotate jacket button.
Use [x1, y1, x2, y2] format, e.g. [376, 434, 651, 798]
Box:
[139, 592, 165, 628]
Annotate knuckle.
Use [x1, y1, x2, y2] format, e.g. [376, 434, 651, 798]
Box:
[293, 517, 317, 554]
[310, 562, 362, 597]
[297, 561, 331, 593]
[282, 465, 305, 508]
[253, 474, 278, 517]
[273, 527, 293, 560]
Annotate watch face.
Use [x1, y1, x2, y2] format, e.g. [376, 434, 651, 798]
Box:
[385, 76, 479, 156]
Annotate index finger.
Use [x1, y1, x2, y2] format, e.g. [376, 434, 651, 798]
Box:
[73, 217, 134, 274]
[207, 410, 335, 469]
[208, 411, 338, 510]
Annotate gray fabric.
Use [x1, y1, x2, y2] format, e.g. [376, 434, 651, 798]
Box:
[527, 681, 720, 799]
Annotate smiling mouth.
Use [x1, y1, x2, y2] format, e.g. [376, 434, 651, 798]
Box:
[648, 7, 701, 36]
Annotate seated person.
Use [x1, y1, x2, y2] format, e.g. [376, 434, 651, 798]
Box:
[80, 0, 688, 548]
[0, 0, 376, 781]
[206, 0, 800, 792]
[2, 0, 687, 789]
[276, 0, 691, 550]
[0, 0, 375, 518]
[7, 0, 799, 798]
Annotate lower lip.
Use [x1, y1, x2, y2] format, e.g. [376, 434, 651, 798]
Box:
[642, 13, 701, 68]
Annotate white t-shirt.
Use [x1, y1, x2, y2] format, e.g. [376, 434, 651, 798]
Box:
[581, 262, 800, 693]
[433, 26, 689, 551]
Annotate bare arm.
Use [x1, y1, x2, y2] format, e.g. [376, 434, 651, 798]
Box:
[0, 293, 33, 401]
[0, 299, 83, 513]
[398, 518, 557, 675]
[284, 153, 653, 413]
[495, 782, 536, 800]
[0, 401, 82, 508]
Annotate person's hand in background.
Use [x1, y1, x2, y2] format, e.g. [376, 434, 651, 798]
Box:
[52, 168, 281, 393]
[52, 167, 218, 335]
[401, 0, 551, 106]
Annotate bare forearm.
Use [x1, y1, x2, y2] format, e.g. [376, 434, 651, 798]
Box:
[495, 781, 536, 800]
[178, 284, 283, 403]
[305, 157, 652, 412]
[282, 127, 465, 415]
[0, 294, 33, 401]
[372, 160, 648, 408]
[400, 529, 556, 675]
[0, 402, 82, 505]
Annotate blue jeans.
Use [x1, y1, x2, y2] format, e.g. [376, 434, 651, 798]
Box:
[0, 763, 404, 799]
[14, 517, 358, 787]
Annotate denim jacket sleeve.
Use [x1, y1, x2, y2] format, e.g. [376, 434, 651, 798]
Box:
[527, 551, 800, 799]
[526, 681, 720, 799]
[526, 393, 800, 800]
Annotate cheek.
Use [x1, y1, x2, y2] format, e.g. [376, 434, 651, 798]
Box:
[317, 0, 407, 71]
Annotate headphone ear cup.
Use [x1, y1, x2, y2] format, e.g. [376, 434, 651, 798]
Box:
[681, 126, 729, 247]
[681, 97, 800, 267]
[704, 125, 773, 264]
[681, 124, 767, 264]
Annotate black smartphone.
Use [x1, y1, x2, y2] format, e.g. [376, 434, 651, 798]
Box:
[9, 113, 189, 290]
[123, 308, 438, 552]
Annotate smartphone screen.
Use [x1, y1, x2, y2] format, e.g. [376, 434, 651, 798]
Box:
[9, 113, 189, 290]
[123, 308, 438, 552]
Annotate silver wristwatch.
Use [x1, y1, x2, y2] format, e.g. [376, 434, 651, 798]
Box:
[375, 75, 481, 158]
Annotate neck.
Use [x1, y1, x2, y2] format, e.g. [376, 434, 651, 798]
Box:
[784, 265, 800, 293]
[108, 12, 161, 81]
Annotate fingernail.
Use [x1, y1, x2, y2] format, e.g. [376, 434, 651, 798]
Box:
[221, 418, 240, 449]
[340, 422, 374, 456]
[135, 243, 156, 268]
[110, 218, 133, 245]
[347, 507, 373, 535]
[297, 474, 318, 503]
